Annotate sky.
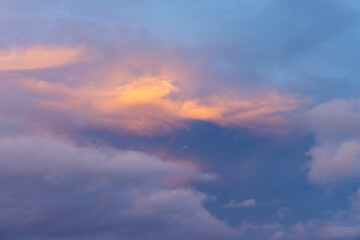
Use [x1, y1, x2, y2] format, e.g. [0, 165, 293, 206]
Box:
[1, 0, 360, 239]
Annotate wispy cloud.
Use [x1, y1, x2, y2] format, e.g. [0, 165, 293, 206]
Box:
[0, 45, 89, 70]
[224, 199, 256, 208]
[0, 69, 308, 136]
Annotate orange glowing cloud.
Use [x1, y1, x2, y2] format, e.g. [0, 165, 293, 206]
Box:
[95, 78, 179, 112]
[7, 75, 309, 135]
[179, 92, 305, 126]
[0, 43, 310, 135]
[0, 45, 88, 70]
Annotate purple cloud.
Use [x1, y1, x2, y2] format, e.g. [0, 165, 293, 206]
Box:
[0, 134, 237, 240]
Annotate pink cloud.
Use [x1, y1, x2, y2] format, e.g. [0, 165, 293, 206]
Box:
[0, 45, 89, 70]
[0, 73, 309, 136]
[307, 98, 360, 184]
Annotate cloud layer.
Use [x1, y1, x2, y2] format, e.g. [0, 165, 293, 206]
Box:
[0, 134, 235, 240]
[0, 47, 308, 136]
[2, 0, 360, 239]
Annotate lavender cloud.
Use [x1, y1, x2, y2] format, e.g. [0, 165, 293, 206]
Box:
[0, 134, 236, 240]
[307, 98, 360, 184]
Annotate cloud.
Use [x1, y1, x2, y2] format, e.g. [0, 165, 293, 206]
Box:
[269, 231, 284, 240]
[307, 98, 360, 183]
[320, 225, 360, 239]
[350, 188, 360, 211]
[0, 72, 308, 136]
[0, 1, 360, 239]
[308, 140, 360, 183]
[292, 187, 360, 240]
[0, 45, 88, 70]
[238, 222, 284, 239]
[0, 134, 237, 240]
[276, 207, 292, 220]
[179, 92, 307, 128]
[308, 98, 360, 141]
[0, 135, 189, 177]
[224, 198, 256, 208]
